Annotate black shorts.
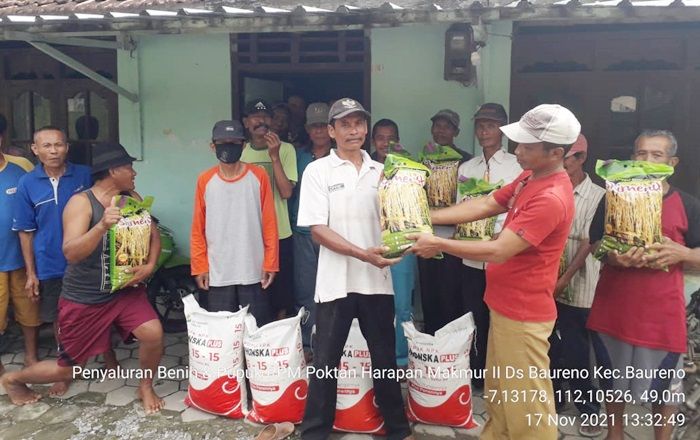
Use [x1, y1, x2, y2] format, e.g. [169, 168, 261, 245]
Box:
[39, 278, 63, 323]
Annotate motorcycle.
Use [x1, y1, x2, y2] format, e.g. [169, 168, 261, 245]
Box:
[672, 288, 700, 439]
[147, 225, 201, 333]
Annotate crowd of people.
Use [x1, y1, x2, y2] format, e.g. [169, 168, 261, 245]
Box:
[0, 95, 698, 440]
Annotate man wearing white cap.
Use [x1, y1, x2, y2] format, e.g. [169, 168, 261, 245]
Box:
[409, 104, 579, 439]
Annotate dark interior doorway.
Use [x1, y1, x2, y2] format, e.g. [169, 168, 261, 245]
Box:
[510, 22, 700, 195]
[231, 30, 370, 121]
[238, 71, 364, 115]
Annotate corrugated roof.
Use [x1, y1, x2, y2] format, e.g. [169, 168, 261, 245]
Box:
[1, 0, 699, 30]
[0, 1, 473, 15]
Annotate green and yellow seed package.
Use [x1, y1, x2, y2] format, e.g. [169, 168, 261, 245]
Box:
[379, 154, 433, 258]
[109, 195, 154, 292]
[420, 142, 462, 208]
[594, 160, 674, 264]
[454, 178, 503, 241]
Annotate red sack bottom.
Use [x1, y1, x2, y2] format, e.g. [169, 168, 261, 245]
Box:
[185, 376, 245, 419]
[406, 384, 478, 429]
[333, 389, 386, 435]
[246, 379, 308, 424]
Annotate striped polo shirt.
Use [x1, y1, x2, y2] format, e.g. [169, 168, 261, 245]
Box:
[556, 174, 605, 309]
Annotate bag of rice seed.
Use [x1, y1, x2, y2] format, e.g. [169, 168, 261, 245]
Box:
[420, 142, 462, 208]
[593, 160, 674, 261]
[556, 249, 572, 302]
[454, 178, 503, 240]
[379, 154, 433, 258]
[109, 195, 154, 292]
[387, 141, 411, 158]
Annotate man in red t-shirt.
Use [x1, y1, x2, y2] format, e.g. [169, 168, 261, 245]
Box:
[410, 104, 578, 440]
[587, 130, 700, 440]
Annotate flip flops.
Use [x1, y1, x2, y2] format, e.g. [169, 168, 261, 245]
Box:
[255, 422, 295, 440]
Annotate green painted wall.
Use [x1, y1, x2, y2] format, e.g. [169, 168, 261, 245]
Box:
[118, 24, 512, 252]
[370, 22, 513, 156]
[118, 33, 232, 255]
[480, 21, 513, 125]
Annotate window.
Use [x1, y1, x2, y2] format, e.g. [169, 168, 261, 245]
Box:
[0, 43, 118, 161]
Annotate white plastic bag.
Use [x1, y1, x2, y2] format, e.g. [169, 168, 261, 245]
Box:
[333, 319, 385, 434]
[183, 294, 248, 418]
[244, 308, 308, 424]
[402, 313, 478, 428]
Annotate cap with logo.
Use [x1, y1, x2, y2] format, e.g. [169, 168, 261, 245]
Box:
[244, 98, 273, 116]
[212, 120, 246, 142]
[91, 142, 136, 175]
[473, 103, 508, 125]
[500, 104, 581, 145]
[430, 109, 460, 129]
[306, 102, 330, 126]
[328, 98, 370, 123]
[565, 134, 588, 158]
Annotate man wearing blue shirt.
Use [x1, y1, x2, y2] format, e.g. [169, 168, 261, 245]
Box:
[288, 102, 332, 360]
[12, 126, 92, 395]
[0, 146, 40, 376]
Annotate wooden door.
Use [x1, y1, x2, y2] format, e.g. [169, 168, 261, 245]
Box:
[511, 23, 700, 195]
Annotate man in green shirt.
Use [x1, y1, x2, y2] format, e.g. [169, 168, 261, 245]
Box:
[241, 99, 298, 320]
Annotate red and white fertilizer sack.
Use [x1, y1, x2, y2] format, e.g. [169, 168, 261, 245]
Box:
[402, 313, 478, 429]
[244, 308, 308, 424]
[333, 319, 385, 434]
[182, 294, 248, 418]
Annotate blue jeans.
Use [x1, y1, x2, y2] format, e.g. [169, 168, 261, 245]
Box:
[390, 254, 416, 367]
[293, 233, 319, 349]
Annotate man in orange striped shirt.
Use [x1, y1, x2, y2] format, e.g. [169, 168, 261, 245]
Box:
[190, 120, 278, 325]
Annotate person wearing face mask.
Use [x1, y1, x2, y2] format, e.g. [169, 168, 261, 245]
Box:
[241, 99, 298, 322]
[190, 120, 279, 325]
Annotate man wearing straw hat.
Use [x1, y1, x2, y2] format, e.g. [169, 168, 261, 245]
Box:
[2, 142, 165, 414]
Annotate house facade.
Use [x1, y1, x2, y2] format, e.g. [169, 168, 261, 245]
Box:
[1, 0, 698, 251]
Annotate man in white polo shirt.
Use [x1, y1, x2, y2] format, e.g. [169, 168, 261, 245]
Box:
[297, 98, 413, 440]
[457, 103, 521, 388]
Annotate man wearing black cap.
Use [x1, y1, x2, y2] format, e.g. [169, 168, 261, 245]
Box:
[241, 99, 297, 321]
[2, 142, 166, 414]
[297, 98, 413, 440]
[429, 108, 472, 161]
[418, 109, 473, 337]
[456, 103, 521, 387]
[191, 120, 278, 324]
[288, 102, 332, 359]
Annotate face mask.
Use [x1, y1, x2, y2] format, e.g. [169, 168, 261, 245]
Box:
[215, 142, 243, 164]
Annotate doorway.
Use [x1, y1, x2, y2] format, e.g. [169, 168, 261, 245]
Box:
[510, 22, 700, 195]
[231, 30, 369, 119]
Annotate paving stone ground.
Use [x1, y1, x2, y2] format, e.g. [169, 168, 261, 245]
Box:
[1, 325, 698, 439]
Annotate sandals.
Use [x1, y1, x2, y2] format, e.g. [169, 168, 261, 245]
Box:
[255, 422, 295, 440]
[578, 423, 603, 438]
